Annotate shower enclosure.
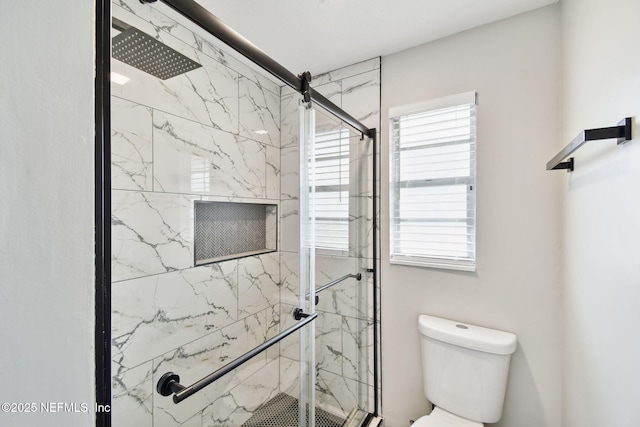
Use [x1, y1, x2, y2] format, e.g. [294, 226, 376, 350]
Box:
[107, 0, 380, 425]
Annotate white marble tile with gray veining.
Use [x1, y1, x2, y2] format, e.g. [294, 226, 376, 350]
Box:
[112, 190, 197, 282]
[279, 252, 299, 307]
[265, 145, 281, 200]
[280, 92, 302, 149]
[114, 1, 281, 97]
[111, 362, 154, 427]
[188, 51, 241, 133]
[315, 369, 357, 418]
[342, 316, 374, 385]
[113, 0, 177, 38]
[203, 358, 280, 427]
[178, 413, 204, 427]
[280, 147, 299, 201]
[312, 57, 380, 86]
[342, 70, 381, 130]
[266, 304, 281, 361]
[355, 187, 374, 257]
[351, 134, 373, 199]
[238, 252, 280, 317]
[278, 303, 301, 361]
[351, 134, 377, 260]
[345, 133, 376, 259]
[112, 262, 238, 368]
[266, 204, 279, 252]
[153, 111, 266, 198]
[279, 357, 300, 397]
[111, 15, 240, 136]
[153, 311, 269, 424]
[243, 309, 271, 352]
[111, 97, 153, 191]
[280, 85, 298, 98]
[196, 35, 281, 97]
[316, 312, 343, 376]
[112, 0, 206, 65]
[360, 263, 375, 319]
[315, 103, 345, 136]
[279, 200, 299, 253]
[346, 193, 373, 260]
[312, 87, 342, 144]
[239, 77, 281, 147]
[314, 81, 342, 105]
[314, 256, 367, 320]
[198, 194, 279, 205]
[239, 67, 281, 99]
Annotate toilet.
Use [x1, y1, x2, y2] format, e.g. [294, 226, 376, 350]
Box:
[413, 314, 517, 427]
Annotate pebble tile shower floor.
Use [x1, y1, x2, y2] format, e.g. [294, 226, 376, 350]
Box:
[240, 393, 345, 427]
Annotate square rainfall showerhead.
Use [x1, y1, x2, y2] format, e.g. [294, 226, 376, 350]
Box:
[112, 26, 202, 80]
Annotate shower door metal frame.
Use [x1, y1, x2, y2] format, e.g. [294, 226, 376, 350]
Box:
[95, 0, 112, 426]
[94, 0, 382, 425]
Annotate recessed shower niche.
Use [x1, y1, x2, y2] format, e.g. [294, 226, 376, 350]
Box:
[193, 200, 277, 265]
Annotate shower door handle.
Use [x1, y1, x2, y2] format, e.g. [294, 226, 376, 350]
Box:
[156, 312, 318, 404]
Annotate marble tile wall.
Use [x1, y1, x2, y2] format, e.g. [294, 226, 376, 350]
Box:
[110, 1, 282, 425]
[278, 58, 381, 417]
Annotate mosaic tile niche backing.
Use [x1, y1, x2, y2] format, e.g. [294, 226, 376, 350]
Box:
[194, 201, 277, 265]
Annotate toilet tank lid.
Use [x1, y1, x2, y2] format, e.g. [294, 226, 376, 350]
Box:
[418, 314, 517, 355]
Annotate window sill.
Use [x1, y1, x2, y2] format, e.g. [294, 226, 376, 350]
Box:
[390, 256, 475, 272]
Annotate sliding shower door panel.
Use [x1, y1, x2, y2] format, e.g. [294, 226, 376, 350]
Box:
[310, 107, 377, 421]
[110, 1, 380, 425]
[110, 1, 292, 425]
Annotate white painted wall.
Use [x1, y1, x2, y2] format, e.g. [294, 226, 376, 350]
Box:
[0, 2, 95, 426]
[561, 0, 640, 426]
[380, 6, 562, 427]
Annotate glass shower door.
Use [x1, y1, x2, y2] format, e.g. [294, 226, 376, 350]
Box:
[109, 1, 317, 426]
[285, 100, 377, 426]
[297, 100, 317, 427]
[310, 107, 377, 425]
[109, 1, 377, 426]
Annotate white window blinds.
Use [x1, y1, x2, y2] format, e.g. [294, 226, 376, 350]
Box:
[314, 128, 350, 252]
[389, 91, 477, 271]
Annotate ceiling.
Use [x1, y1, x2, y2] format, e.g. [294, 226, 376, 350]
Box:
[195, 0, 558, 77]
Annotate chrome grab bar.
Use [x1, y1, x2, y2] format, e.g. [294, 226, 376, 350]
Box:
[156, 311, 317, 404]
[305, 272, 362, 300]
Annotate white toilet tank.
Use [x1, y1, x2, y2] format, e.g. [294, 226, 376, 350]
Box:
[418, 314, 517, 424]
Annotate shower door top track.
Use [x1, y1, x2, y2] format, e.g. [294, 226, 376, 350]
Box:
[140, 0, 376, 139]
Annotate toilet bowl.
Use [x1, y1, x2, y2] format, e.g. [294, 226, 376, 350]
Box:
[415, 314, 517, 426]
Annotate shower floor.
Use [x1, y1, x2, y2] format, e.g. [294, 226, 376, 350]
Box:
[241, 392, 345, 427]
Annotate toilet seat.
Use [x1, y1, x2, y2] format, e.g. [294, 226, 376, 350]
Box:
[411, 407, 483, 427]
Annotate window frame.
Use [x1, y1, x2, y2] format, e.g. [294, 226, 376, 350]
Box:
[389, 91, 477, 271]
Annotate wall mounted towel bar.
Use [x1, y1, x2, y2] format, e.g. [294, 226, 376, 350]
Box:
[547, 117, 632, 171]
[156, 312, 317, 404]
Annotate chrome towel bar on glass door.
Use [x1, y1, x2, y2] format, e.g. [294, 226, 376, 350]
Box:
[294, 273, 362, 319]
[306, 273, 362, 300]
[156, 311, 317, 404]
[307, 273, 362, 299]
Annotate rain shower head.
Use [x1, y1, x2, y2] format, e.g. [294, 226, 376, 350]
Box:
[112, 18, 202, 80]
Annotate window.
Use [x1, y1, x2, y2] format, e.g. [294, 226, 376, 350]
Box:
[313, 128, 350, 252]
[389, 92, 476, 271]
